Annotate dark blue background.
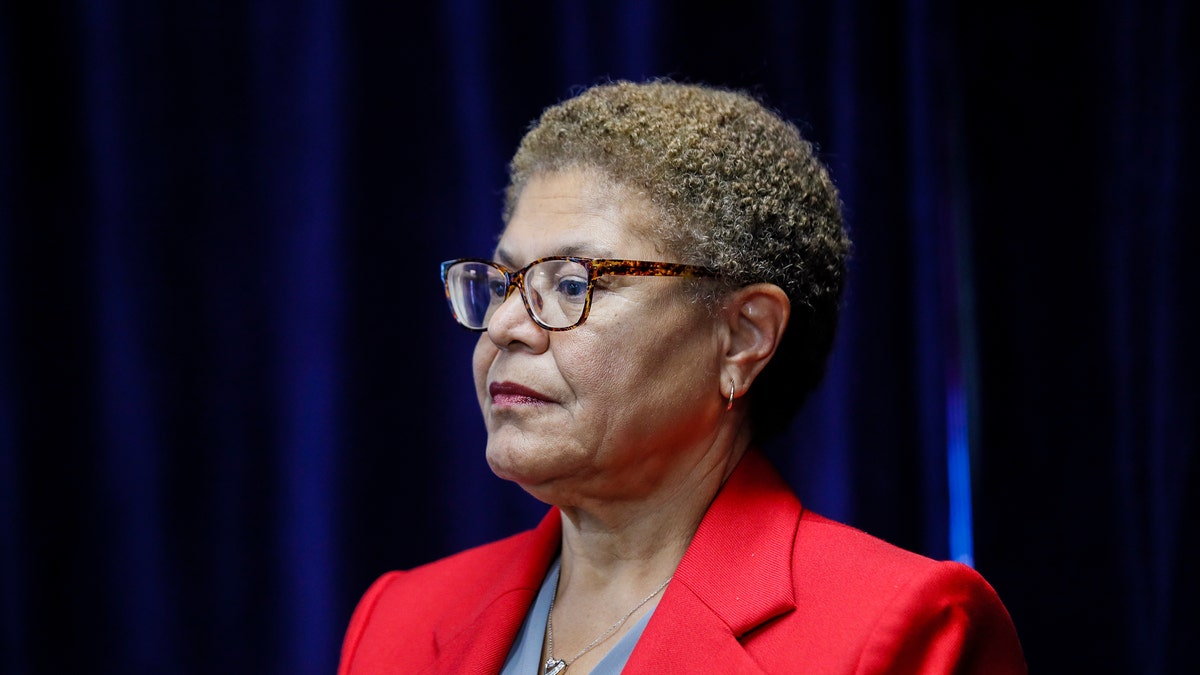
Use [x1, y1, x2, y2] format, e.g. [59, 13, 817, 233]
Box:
[1, 1, 1195, 673]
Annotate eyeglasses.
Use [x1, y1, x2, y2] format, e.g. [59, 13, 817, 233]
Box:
[440, 256, 716, 331]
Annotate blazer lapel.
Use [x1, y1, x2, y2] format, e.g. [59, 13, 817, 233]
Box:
[625, 451, 800, 673]
[418, 452, 799, 674]
[421, 510, 563, 675]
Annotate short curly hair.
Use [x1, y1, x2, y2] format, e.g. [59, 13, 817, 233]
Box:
[504, 80, 850, 439]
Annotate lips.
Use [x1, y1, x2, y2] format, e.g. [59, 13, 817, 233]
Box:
[489, 381, 552, 407]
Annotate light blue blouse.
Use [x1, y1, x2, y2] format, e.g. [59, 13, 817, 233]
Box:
[500, 558, 656, 675]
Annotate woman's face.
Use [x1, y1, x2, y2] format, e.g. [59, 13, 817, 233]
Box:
[473, 170, 727, 504]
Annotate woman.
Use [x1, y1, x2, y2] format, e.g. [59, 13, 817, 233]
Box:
[341, 81, 1025, 674]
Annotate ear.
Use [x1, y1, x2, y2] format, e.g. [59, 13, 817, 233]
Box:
[721, 283, 790, 403]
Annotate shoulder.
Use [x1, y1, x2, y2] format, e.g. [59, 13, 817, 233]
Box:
[794, 510, 943, 583]
[338, 526, 551, 675]
[763, 511, 1026, 674]
[348, 525, 540, 624]
[388, 527, 541, 592]
[794, 512, 1016, 617]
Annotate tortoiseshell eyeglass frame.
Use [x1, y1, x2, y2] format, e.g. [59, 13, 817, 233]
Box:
[440, 256, 718, 332]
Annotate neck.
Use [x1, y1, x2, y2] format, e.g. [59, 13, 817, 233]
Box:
[539, 418, 752, 673]
[556, 418, 752, 593]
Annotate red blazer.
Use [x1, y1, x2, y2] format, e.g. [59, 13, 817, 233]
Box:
[340, 452, 1026, 673]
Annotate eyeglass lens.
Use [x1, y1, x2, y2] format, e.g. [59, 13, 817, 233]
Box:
[445, 259, 591, 330]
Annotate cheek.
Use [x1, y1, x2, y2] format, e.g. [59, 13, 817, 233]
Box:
[559, 321, 705, 411]
[563, 343, 627, 404]
[472, 335, 497, 405]
[623, 316, 719, 405]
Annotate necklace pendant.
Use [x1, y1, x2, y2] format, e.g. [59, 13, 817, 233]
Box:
[544, 657, 567, 675]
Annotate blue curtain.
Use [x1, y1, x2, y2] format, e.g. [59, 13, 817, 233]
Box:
[1, 1, 1194, 672]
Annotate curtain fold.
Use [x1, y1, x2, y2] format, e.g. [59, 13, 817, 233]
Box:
[250, 0, 346, 670]
[1107, 0, 1194, 669]
[82, 1, 177, 666]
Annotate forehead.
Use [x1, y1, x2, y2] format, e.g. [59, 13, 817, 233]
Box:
[496, 170, 665, 265]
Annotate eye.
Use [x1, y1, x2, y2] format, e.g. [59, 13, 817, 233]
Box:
[555, 276, 588, 300]
[488, 278, 508, 298]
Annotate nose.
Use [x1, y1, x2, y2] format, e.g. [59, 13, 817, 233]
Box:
[485, 284, 549, 352]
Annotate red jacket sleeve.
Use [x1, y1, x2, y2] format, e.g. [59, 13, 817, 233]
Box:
[338, 571, 404, 675]
[853, 561, 1026, 674]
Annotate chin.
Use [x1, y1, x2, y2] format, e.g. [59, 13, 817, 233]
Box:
[485, 436, 579, 498]
[486, 440, 549, 482]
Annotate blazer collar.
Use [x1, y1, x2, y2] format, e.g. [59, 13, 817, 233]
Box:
[424, 509, 562, 674]
[625, 450, 800, 672]
[426, 450, 799, 674]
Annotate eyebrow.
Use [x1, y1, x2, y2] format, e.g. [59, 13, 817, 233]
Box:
[494, 244, 618, 267]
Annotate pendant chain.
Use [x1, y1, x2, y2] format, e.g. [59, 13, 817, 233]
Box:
[543, 572, 672, 674]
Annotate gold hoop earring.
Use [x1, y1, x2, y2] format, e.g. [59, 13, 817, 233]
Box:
[727, 379, 735, 411]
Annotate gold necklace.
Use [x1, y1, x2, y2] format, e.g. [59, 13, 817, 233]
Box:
[543, 573, 672, 675]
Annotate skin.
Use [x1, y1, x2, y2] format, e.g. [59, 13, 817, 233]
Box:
[472, 168, 790, 672]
